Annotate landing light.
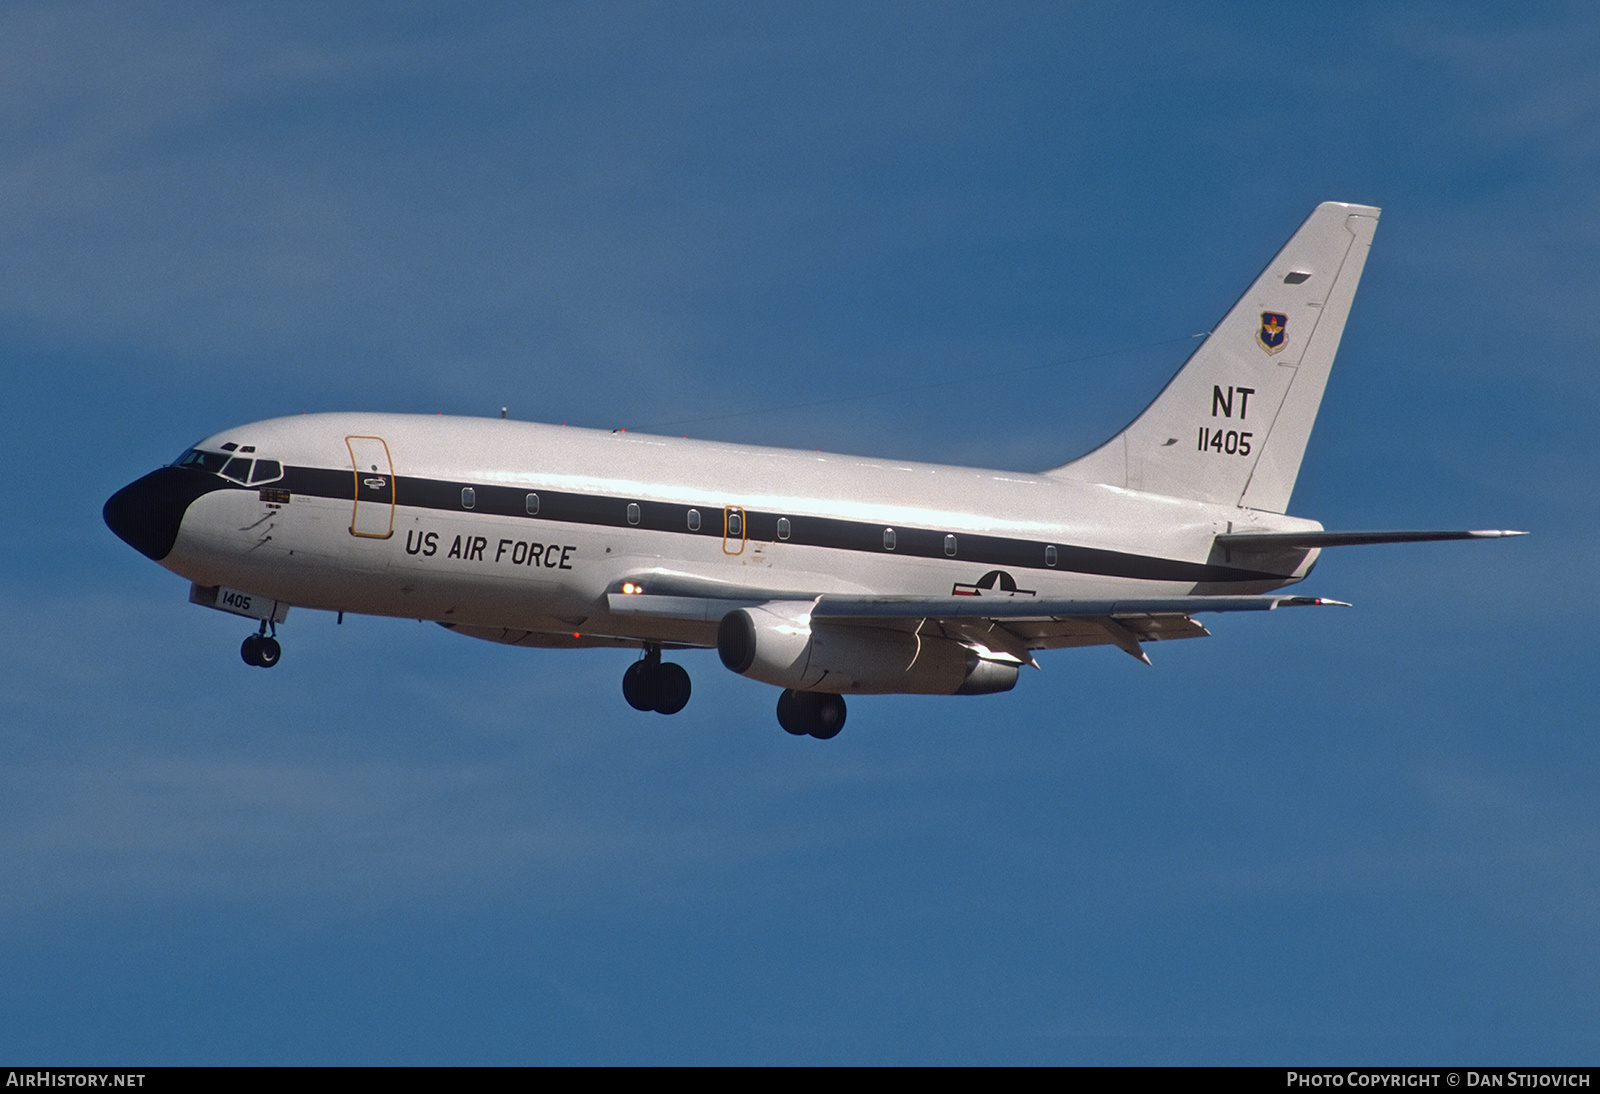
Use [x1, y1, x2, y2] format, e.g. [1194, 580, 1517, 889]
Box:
[621, 582, 644, 595]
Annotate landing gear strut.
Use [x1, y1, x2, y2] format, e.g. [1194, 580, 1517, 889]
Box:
[776, 689, 846, 739]
[240, 621, 281, 668]
[622, 645, 691, 715]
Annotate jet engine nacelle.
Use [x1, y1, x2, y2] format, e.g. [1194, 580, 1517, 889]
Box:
[717, 602, 1019, 696]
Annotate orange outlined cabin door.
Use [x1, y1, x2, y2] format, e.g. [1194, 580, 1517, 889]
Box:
[347, 436, 395, 539]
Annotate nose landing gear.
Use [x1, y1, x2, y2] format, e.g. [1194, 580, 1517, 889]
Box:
[622, 645, 691, 715]
[241, 622, 281, 668]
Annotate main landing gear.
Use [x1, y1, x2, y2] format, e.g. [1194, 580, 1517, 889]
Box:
[622, 645, 691, 715]
[240, 622, 281, 668]
[776, 689, 847, 739]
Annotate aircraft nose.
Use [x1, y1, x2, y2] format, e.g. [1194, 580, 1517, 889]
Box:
[103, 466, 226, 562]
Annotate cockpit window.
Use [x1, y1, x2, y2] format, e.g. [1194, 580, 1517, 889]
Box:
[249, 460, 283, 484]
[171, 447, 283, 485]
[174, 448, 228, 473]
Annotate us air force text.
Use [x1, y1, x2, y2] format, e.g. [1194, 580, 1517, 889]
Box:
[404, 530, 576, 569]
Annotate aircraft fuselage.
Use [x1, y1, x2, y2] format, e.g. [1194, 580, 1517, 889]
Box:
[111, 411, 1321, 651]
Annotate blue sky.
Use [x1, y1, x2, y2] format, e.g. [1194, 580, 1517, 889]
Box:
[3, 1, 1596, 1064]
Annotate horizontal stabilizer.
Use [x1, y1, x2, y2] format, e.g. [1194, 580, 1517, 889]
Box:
[1216, 529, 1526, 549]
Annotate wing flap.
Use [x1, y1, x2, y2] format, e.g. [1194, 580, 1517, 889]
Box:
[821, 593, 1341, 662]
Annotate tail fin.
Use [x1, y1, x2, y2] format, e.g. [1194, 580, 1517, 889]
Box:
[1047, 201, 1379, 513]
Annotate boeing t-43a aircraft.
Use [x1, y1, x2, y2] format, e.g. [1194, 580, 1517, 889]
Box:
[105, 202, 1520, 738]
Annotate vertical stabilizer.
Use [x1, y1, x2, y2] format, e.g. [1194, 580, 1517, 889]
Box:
[1047, 202, 1379, 513]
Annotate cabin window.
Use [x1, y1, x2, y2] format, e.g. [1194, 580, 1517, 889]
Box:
[249, 460, 283, 485]
[687, 508, 701, 532]
[883, 528, 896, 551]
[726, 509, 743, 538]
[525, 493, 540, 515]
[461, 487, 475, 509]
[944, 534, 957, 557]
[777, 517, 791, 541]
[627, 503, 640, 526]
[1045, 544, 1057, 567]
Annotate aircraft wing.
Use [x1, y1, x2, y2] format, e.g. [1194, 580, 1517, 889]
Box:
[606, 576, 1344, 664]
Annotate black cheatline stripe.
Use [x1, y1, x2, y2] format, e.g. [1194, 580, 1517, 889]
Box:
[268, 465, 1282, 584]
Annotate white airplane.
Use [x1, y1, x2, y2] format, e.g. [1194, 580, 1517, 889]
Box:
[104, 201, 1521, 738]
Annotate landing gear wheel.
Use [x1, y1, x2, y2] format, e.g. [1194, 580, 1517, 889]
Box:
[809, 694, 846, 739]
[622, 649, 693, 715]
[776, 690, 811, 735]
[241, 633, 282, 668]
[653, 662, 691, 715]
[776, 690, 847, 739]
[622, 660, 657, 711]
